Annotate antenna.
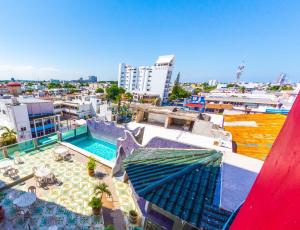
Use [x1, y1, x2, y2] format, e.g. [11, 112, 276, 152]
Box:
[236, 61, 245, 83]
[234, 61, 245, 91]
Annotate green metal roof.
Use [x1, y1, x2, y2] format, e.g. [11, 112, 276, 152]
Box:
[123, 148, 231, 229]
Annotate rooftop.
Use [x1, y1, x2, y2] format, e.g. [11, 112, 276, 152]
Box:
[0, 139, 131, 229]
[0, 97, 50, 105]
[123, 148, 231, 229]
[130, 103, 205, 121]
[224, 113, 286, 160]
[155, 55, 175, 64]
[205, 96, 278, 105]
[128, 122, 232, 151]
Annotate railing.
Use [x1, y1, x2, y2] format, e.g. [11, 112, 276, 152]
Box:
[62, 129, 75, 141]
[36, 133, 58, 146]
[0, 125, 88, 160]
[6, 139, 35, 158]
[75, 125, 87, 136]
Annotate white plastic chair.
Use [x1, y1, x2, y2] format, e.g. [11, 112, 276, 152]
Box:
[14, 151, 24, 164]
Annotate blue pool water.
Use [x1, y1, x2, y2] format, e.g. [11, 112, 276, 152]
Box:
[66, 135, 117, 161]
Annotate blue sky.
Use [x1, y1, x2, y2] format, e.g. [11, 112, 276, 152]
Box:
[0, 0, 299, 82]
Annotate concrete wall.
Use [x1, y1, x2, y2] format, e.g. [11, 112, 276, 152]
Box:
[26, 102, 54, 115]
[192, 120, 214, 136]
[12, 105, 32, 141]
[148, 113, 166, 124]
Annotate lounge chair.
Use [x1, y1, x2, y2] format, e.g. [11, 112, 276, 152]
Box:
[14, 151, 24, 164]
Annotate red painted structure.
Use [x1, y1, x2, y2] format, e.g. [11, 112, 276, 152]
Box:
[231, 94, 300, 229]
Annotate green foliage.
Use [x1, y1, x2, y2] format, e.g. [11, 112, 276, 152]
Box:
[87, 157, 96, 170]
[80, 82, 89, 87]
[69, 88, 79, 94]
[239, 86, 246, 93]
[106, 85, 125, 101]
[129, 210, 138, 216]
[267, 85, 281, 91]
[281, 85, 293, 91]
[94, 182, 111, 200]
[194, 88, 202, 94]
[169, 84, 191, 102]
[48, 82, 62, 89]
[202, 82, 217, 93]
[104, 225, 116, 230]
[96, 88, 104, 93]
[63, 82, 76, 88]
[0, 127, 17, 146]
[227, 83, 236, 88]
[88, 197, 102, 209]
[122, 92, 133, 102]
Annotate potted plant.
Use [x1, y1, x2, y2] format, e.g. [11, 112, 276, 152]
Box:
[88, 196, 102, 215]
[94, 182, 112, 201]
[87, 157, 96, 176]
[104, 225, 116, 230]
[129, 210, 138, 224]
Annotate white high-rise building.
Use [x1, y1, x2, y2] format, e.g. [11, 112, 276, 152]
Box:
[118, 55, 175, 103]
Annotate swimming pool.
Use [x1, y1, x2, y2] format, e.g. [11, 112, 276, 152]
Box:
[66, 135, 117, 161]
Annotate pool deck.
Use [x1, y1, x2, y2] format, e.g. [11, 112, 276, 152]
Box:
[0, 143, 136, 230]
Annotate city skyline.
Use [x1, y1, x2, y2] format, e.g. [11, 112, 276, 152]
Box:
[0, 0, 299, 82]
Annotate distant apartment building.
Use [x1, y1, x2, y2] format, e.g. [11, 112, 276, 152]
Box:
[118, 55, 175, 104]
[0, 96, 60, 142]
[208, 79, 218, 86]
[88, 75, 97, 83]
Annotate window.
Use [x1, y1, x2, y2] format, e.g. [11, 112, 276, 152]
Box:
[21, 127, 26, 131]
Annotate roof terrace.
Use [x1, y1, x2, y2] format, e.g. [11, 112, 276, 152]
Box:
[0, 129, 135, 229]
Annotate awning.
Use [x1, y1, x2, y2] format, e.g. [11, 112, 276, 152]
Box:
[185, 103, 204, 108]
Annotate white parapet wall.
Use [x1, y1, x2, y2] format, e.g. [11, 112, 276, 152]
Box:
[61, 141, 116, 168]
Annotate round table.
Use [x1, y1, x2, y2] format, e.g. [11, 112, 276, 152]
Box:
[13, 192, 37, 208]
[54, 147, 68, 158]
[35, 167, 51, 178]
[0, 159, 13, 170]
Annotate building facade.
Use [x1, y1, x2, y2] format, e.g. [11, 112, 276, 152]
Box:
[0, 96, 60, 142]
[88, 76, 97, 83]
[118, 55, 175, 104]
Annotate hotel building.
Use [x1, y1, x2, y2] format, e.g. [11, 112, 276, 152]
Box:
[118, 55, 175, 104]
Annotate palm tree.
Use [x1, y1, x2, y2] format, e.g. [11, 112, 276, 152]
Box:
[0, 127, 17, 145]
[94, 182, 112, 201]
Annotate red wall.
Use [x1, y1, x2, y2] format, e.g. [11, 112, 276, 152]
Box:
[231, 94, 300, 229]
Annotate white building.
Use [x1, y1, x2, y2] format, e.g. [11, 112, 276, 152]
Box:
[118, 55, 175, 104]
[208, 79, 218, 86]
[54, 95, 110, 120]
[0, 96, 60, 142]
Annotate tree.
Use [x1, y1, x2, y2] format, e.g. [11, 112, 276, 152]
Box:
[202, 82, 217, 93]
[169, 83, 191, 106]
[0, 127, 17, 146]
[63, 82, 76, 89]
[94, 182, 111, 201]
[122, 92, 133, 103]
[96, 88, 104, 93]
[48, 82, 62, 89]
[239, 86, 246, 93]
[106, 85, 125, 102]
[281, 85, 293, 91]
[267, 85, 281, 91]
